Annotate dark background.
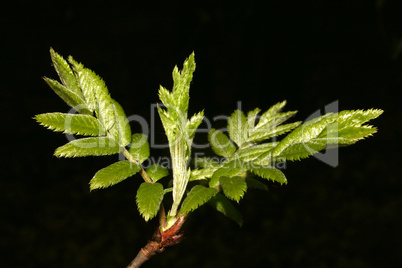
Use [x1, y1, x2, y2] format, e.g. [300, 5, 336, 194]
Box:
[1, 1, 401, 267]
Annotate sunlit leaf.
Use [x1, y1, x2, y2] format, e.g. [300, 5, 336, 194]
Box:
[49, 47, 81, 95]
[251, 165, 287, 185]
[43, 77, 92, 115]
[220, 176, 247, 202]
[136, 182, 164, 221]
[90, 160, 141, 190]
[146, 164, 169, 182]
[35, 112, 101, 136]
[108, 99, 132, 146]
[180, 185, 218, 215]
[54, 137, 121, 158]
[208, 129, 236, 157]
[189, 167, 217, 181]
[128, 133, 150, 163]
[228, 110, 248, 148]
[68, 56, 115, 129]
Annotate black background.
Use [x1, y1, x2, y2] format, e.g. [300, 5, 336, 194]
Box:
[1, 1, 401, 267]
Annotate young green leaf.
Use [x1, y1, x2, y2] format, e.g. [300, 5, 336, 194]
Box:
[35, 112, 101, 136]
[209, 193, 243, 226]
[271, 109, 383, 160]
[90, 160, 141, 190]
[108, 99, 132, 146]
[54, 137, 121, 158]
[220, 176, 247, 202]
[146, 164, 169, 182]
[235, 142, 278, 162]
[317, 109, 383, 142]
[208, 129, 236, 157]
[189, 167, 217, 181]
[157, 52, 201, 217]
[43, 77, 92, 115]
[68, 56, 115, 129]
[187, 111, 204, 141]
[228, 110, 248, 148]
[272, 141, 326, 162]
[247, 108, 261, 136]
[209, 159, 246, 188]
[194, 157, 220, 169]
[255, 101, 287, 129]
[128, 133, 150, 163]
[171, 52, 195, 113]
[49, 48, 81, 95]
[136, 182, 164, 221]
[251, 165, 287, 185]
[180, 185, 218, 215]
[248, 121, 301, 143]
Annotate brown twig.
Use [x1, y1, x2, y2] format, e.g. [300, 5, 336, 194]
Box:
[127, 215, 186, 268]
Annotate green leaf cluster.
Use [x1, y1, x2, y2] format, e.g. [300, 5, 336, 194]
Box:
[183, 101, 382, 225]
[35, 48, 169, 222]
[36, 48, 383, 227]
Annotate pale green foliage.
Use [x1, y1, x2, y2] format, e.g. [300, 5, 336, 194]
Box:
[136, 182, 164, 221]
[128, 134, 150, 164]
[35, 113, 101, 136]
[269, 109, 383, 162]
[43, 77, 92, 115]
[54, 137, 121, 157]
[180, 185, 218, 215]
[90, 161, 141, 190]
[36, 49, 149, 198]
[36, 48, 383, 226]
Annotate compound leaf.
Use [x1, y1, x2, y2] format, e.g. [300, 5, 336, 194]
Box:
[128, 133, 150, 163]
[136, 182, 164, 221]
[272, 109, 383, 161]
[180, 185, 218, 215]
[35, 112, 101, 136]
[209, 193, 243, 226]
[208, 129, 236, 157]
[54, 137, 121, 158]
[220, 176, 247, 202]
[90, 160, 141, 190]
[146, 164, 169, 182]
